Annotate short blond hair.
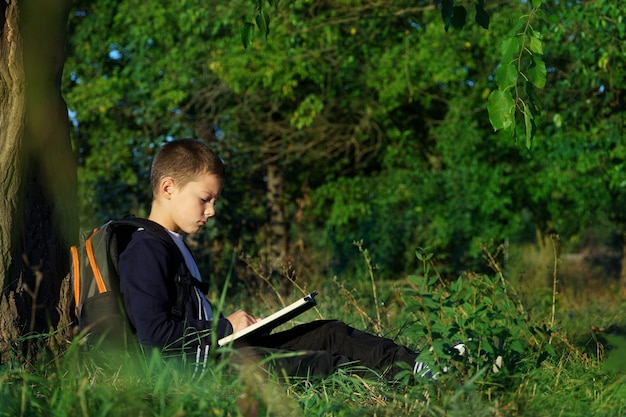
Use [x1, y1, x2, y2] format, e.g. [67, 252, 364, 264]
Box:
[150, 138, 225, 198]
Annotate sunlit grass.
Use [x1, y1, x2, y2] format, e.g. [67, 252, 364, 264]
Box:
[2, 243, 626, 416]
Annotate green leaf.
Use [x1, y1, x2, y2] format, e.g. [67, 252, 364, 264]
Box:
[528, 35, 543, 55]
[509, 339, 525, 353]
[451, 277, 463, 293]
[427, 275, 439, 286]
[407, 274, 421, 287]
[500, 37, 520, 63]
[495, 63, 518, 91]
[527, 55, 547, 88]
[488, 89, 515, 131]
[522, 101, 534, 149]
[451, 6, 467, 30]
[482, 274, 493, 286]
[543, 343, 557, 357]
[475, 3, 490, 29]
[481, 340, 495, 354]
[441, 0, 454, 31]
[432, 339, 446, 356]
[431, 323, 450, 336]
[240, 21, 255, 49]
[524, 81, 541, 113]
[256, 9, 270, 40]
[422, 295, 440, 310]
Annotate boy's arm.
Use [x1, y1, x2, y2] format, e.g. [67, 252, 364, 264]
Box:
[119, 232, 233, 351]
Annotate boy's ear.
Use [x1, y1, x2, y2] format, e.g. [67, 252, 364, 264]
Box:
[160, 177, 176, 200]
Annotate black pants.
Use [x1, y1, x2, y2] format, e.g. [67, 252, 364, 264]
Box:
[232, 320, 418, 379]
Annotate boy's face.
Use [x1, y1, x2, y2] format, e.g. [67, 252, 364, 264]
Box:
[164, 171, 223, 234]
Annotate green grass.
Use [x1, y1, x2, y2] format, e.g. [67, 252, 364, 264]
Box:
[2, 248, 626, 416]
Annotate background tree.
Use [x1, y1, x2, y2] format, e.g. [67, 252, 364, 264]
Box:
[523, 0, 626, 289]
[65, 0, 509, 278]
[64, 0, 243, 285]
[64, 0, 526, 281]
[63, 0, 626, 292]
[0, 0, 76, 362]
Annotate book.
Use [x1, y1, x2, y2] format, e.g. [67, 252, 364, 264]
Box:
[218, 291, 318, 346]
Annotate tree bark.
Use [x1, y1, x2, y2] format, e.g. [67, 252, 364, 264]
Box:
[619, 232, 626, 297]
[0, 0, 77, 363]
[266, 163, 288, 268]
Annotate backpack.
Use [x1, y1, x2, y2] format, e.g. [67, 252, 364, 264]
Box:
[70, 217, 209, 349]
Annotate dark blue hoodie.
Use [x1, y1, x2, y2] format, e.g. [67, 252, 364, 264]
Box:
[119, 229, 233, 358]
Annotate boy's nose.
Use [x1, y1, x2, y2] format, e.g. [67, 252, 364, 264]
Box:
[205, 204, 215, 217]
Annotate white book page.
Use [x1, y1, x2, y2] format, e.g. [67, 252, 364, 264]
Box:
[218, 292, 317, 346]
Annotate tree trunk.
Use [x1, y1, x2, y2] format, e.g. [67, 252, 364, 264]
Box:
[0, 0, 77, 363]
[266, 163, 288, 269]
[619, 232, 626, 298]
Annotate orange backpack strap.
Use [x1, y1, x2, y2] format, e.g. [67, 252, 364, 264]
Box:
[85, 227, 107, 293]
[70, 245, 80, 313]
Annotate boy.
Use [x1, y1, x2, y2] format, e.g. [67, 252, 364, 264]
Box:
[119, 138, 441, 379]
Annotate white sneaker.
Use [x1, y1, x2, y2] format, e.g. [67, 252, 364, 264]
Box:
[451, 341, 466, 357]
[492, 355, 503, 373]
[413, 361, 438, 379]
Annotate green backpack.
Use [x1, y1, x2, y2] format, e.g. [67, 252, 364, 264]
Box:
[70, 217, 208, 348]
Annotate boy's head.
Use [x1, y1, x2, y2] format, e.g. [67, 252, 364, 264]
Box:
[149, 139, 225, 234]
[150, 138, 225, 200]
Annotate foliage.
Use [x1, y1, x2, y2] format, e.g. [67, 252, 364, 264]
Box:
[63, 0, 626, 287]
[240, 0, 280, 48]
[0, 343, 253, 416]
[488, 1, 547, 148]
[440, 0, 491, 32]
[308, 75, 533, 277]
[65, 0, 208, 226]
[506, 0, 626, 247]
[535, 0, 626, 236]
[399, 249, 554, 386]
[243, 0, 543, 145]
[2, 250, 626, 416]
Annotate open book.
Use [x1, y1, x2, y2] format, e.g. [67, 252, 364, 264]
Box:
[218, 291, 318, 346]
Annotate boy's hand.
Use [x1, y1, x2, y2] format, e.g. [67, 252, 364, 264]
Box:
[226, 310, 259, 333]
